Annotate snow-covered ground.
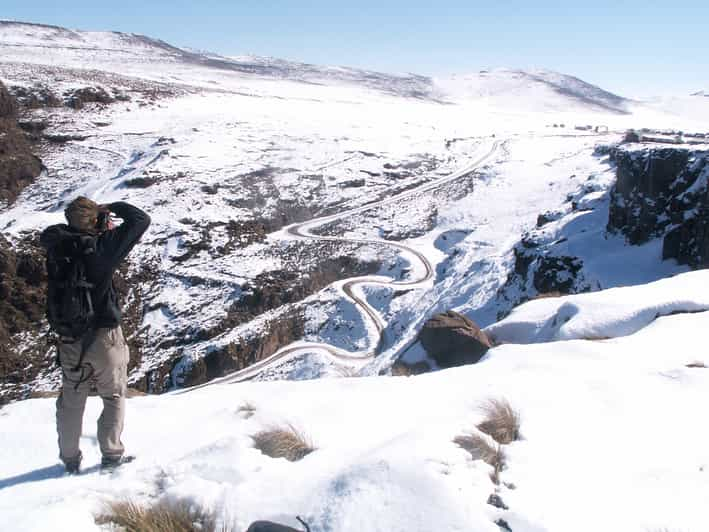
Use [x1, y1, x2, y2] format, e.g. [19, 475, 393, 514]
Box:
[2, 271, 709, 531]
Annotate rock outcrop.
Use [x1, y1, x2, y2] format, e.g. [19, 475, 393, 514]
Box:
[0, 233, 47, 404]
[419, 310, 492, 368]
[0, 80, 43, 206]
[608, 146, 709, 268]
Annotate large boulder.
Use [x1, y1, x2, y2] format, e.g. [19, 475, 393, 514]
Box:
[419, 310, 492, 368]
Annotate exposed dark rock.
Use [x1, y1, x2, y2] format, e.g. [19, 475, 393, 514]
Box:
[17, 119, 50, 138]
[123, 176, 159, 188]
[623, 130, 641, 143]
[536, 210, 563, 228]
[64, 86, 115, 109]
[0, 82, 18, 118]
[180, 309, 307, 388]
[246, 521, 302, 532]
[487, 493, 509, 510]
[495, 518, 512, 532]
[608, 146, 709, 268]
[0, 232, 48, 405]
[663, 214, 709, 267]
[419, 310, 492, 368]
[226, 255, 380, 329]
[170, 220, 268, 263]
[340, 178, 366, 188]
[608, 147, 692, 243]
[42, 133, 90, 144]
[9, 84, 61, 108]
[200, 184, 219, 194]
[0, 81, 44, 206]
[532, 255, 583, 294]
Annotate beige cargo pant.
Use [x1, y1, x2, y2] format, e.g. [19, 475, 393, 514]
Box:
[56, 326, 129, 464]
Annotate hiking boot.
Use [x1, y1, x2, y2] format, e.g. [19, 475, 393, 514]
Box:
[100, 454, 135, 471]
[64, 451, 83, 475]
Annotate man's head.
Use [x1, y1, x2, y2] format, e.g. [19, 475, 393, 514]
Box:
[64, 196, 109, 234]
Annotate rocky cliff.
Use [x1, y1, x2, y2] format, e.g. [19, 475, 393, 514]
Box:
[495, 141, 708, 319]
[607, 145, 709, 269]
[0, 80, 43, 206]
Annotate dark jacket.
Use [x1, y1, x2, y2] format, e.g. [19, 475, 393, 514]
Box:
[40, 202, 151, 329]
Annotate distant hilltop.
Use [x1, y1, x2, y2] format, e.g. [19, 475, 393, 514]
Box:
[0, 19, 630, 113]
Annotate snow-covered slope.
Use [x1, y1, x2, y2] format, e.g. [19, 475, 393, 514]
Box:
[0, 20, 708, 399]
[2, 271, 708, 531]
[437, 68, 630, 113]
[0, 20, 634, 110]
[0, 20, 439, 100]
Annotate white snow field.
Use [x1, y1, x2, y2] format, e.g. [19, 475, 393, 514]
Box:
[1, 271, 709, 532]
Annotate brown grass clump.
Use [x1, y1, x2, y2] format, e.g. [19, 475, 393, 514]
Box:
[476, 398, 521, 445]
[391, 362, 414, 377]
[531, 291, 565, 300]
[454, 433, 506, 484]
[390, 360, 431, 376]
[96, 498, 221, 532]
[686, 361, 707, 369]
[252, 424, 316, 461]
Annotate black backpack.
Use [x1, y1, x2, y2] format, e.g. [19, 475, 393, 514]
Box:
[46, 233, 97, 338]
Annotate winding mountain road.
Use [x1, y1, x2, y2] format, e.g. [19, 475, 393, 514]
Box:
[181, 140, 500, 390]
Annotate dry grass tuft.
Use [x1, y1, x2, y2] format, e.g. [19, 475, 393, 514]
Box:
[454, 433, 506, 484]
[96, 498, 221, 532]
[237, 401, 257, 419]
[531, 291, 565, 300]
[686, 361, 707, 369]
[477, 398, 521, 445]
[252, 424, 316, 461]
[390, 360, 431, 376]
[391, 362, 414, 377]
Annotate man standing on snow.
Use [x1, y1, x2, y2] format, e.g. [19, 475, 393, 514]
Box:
[40, 197, 150, 474]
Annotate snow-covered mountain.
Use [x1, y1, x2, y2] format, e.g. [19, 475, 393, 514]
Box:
[0, 20, 633, 111]
[437, 68, 630, 113]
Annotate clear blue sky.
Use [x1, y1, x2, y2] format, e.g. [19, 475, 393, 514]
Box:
[3, 0, 707, 96]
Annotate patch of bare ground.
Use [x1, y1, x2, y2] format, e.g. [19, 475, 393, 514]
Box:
[96, 497, 230, 532]
[252, 424, 316, 462]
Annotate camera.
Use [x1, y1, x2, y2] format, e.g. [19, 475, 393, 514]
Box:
[96, 210, 111, 232]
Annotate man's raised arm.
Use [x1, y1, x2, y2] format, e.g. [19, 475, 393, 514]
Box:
[98, 201, 151, 271]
